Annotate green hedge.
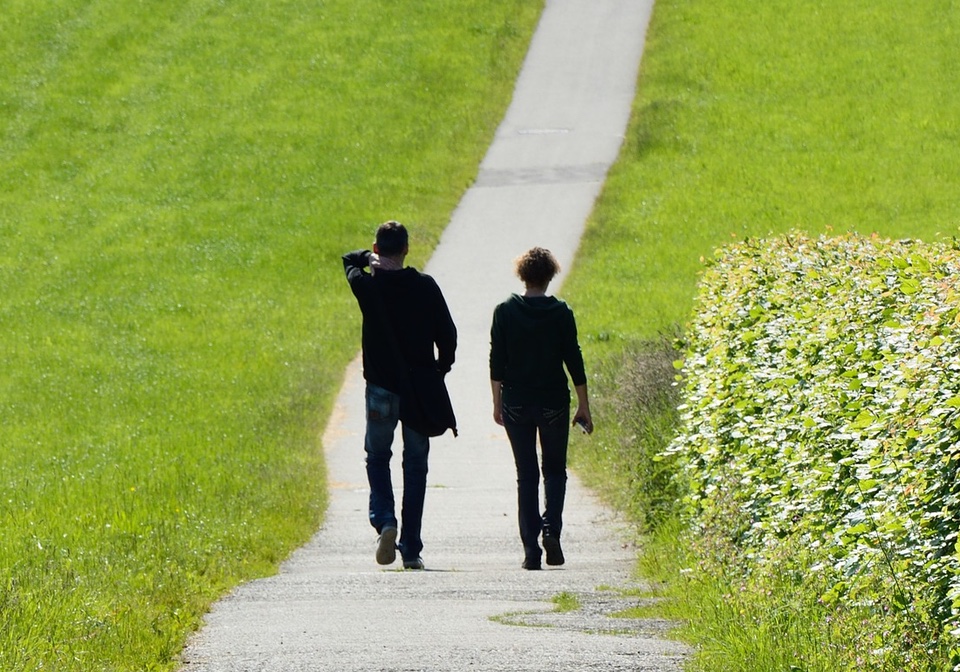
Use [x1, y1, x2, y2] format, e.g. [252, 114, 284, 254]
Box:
[668, 232, 960, 668]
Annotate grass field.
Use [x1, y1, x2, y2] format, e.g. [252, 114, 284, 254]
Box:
[566, 0, 960, 544]
[562, 1, 960, 670]
[7, 0, 960, 669]
[0, 1, 542, 669]
[564, 0, 960, 347]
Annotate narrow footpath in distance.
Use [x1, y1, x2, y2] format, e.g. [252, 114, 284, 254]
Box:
[179, 1, 690, 670]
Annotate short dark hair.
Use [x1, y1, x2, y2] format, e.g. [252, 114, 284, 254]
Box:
[375, 220, 408, 256]
[515, 247, 560, 288]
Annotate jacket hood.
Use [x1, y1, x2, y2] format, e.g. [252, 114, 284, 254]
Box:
[505, 293, 568, 324]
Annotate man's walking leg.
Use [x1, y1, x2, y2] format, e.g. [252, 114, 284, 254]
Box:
[398, 424, 429, 568]
[365, 384, 400, 564]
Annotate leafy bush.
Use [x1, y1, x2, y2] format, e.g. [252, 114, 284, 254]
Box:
[668, 232, 960, 669]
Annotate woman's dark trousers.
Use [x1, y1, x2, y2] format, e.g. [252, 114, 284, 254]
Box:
[502, 403, 569, 565]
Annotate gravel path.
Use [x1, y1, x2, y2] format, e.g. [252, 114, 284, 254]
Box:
[179, 1, 689, 669]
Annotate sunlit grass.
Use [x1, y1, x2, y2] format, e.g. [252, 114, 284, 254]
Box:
[0, 1, 542, 669]
[551, 591, 581, 613]
[564, 0, 960, 349]
[564, 0, 960, 670]
[624, 523, 855, 672]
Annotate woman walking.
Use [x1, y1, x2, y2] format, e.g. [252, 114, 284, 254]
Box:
[489, 247, 593, 570]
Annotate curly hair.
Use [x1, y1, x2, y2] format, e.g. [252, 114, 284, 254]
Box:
[515, 247, 560, 288]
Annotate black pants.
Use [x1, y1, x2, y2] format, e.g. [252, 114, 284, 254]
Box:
[502, 403, 569, 563]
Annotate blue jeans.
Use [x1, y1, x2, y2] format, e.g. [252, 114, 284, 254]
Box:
[364, 383, 430, 561]
[502, 403, 569, 563]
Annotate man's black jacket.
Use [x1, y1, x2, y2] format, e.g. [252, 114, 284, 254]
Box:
[343, 250, 457, 433]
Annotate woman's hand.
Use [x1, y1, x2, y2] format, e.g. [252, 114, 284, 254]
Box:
[573, 383, 593, 434]
[572, 411, 593, 435]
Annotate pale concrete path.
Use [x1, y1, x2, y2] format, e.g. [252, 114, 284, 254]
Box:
[180, 1, 689, 670]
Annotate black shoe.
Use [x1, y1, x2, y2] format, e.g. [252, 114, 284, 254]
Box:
[522, 558, 542, 570]
[402, 557, 425, 570]
[543, 533, 564, 566]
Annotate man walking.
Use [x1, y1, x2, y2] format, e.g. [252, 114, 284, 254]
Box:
[342, 220, 457, 570]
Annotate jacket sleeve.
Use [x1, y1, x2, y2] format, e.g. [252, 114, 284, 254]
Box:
[432, 280, 458, 374]
[489, 305, 506, 381]
[343, 249, 372, 288]
[343, 250, 372, 284]
[562, 307, 587, 386]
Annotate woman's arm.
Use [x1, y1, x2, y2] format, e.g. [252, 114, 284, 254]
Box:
[490, 379, 504, 426]
[489, 305, 507, 426]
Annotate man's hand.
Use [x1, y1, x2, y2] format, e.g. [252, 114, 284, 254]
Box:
[370, 253, 402, 275]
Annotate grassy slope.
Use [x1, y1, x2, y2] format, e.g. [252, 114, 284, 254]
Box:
[564, 0, 960, 538]
[0, 1, 542, 669]
[564, 0, 960, 347]
[561, 0, 960, 669]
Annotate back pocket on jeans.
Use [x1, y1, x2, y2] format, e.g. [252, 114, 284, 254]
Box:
[502, 403, 523, 424]
[543, 407, 566, 426]
[366, 387, 395, 421]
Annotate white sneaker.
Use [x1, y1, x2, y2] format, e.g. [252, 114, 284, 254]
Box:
[376, 526, 397, 565]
